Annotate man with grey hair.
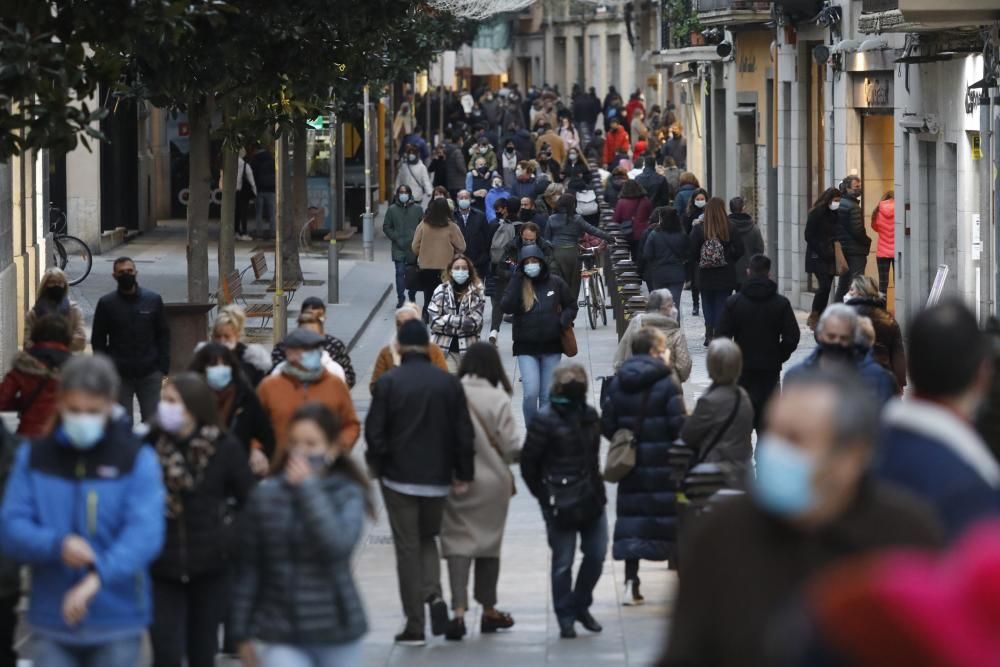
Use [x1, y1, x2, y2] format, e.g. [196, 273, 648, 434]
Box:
[661, 368, 942, 667]
[1, 355, 165, 664]
[784, 303, 896, 405]
[613, 289, 692, 384]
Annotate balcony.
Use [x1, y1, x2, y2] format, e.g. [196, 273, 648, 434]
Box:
[899, 0, 1000, 25]
[862, 0, 898, 11]
[694, 0, 772, 27]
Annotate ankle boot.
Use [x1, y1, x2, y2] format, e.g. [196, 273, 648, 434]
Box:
[806, 310, 820, 331]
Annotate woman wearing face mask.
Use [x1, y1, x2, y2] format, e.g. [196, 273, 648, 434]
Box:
[562, 149, 592, 193]
[370, 303, 450, 392]
[257, 328, 361, 461]
[431, 185, 456, 211]
[233, 404, 372, 667]
[189, 343, 275, 472]
[384, 185, 424, 308]
[558, 117, 581, 152]
[0, 355, 166, 667]
[412, 198, 467, 320]
[804, 187, 842, 330]
[520, 363, 607, 638]
[500, 142, 520, 188]
[500, 246, 577, 425]
[683, 187, 710, 317]
[208, 306, 272, 388]
[147, 373, 255, 667]
[428, 146, 449, 190]
[544, 194, 614, 305]
[395, 148, 433, 206]
[428, 255, 486, 373]
[439, 343, 521, 640]
[26, 267, 86, 352]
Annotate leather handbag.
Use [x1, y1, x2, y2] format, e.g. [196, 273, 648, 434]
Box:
[560, 325, 578, 357]
[545, 471, 602, 529]
[603, 389, 651, 482]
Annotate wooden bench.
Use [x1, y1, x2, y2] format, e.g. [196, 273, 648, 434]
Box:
[220, 270, 275, 328]
[250, 252, 269, 283]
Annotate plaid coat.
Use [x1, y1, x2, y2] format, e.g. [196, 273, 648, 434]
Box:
[427, 281, 486, 354]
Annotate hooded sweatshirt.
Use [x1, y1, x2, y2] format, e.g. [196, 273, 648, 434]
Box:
[873, 198, 895, 259]
[717, 278, 800, 373]
[499, 245, 577, 356]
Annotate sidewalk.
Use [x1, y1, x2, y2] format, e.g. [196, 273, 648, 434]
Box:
[69, 218, 396, 351]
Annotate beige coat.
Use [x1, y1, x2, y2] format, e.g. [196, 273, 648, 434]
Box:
[411, 221, 466, 271]
[440, 376, 521, 558]
[613, 312, 692, 384]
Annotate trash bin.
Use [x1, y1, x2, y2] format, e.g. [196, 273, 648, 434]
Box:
[164, 303, 215, 374]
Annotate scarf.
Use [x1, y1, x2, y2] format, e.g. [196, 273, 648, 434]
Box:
[282, 362, 324, 384]
[155, 425, 219, 518]
[215, 384, 238, 426]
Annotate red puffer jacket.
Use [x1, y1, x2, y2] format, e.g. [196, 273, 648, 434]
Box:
[0, 343, 70, 437]
[872, 198, 895, 259]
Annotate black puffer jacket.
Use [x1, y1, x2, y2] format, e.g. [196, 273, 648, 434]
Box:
[521, 403, 605, 510]
[643, 227, 690, 288]
[601, 356, 686, 561]
[224, 381, 276, 459]
[804, 205, 838, 275]
[91, 286, 170, 380]
[836, 194, 872, 257]
[149, 426, 255, 581]
[717, 278, 801, 373]
[231, 472, 368, 645]
[500, 246, 577, 356]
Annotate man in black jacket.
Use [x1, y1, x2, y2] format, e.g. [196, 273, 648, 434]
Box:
[635, 157, 669, 208]
[717, 254, 801, 433]
[454, 190, 494, 279]
[91, 257, 170, 423]
[833, 175, 872, 302]
[365, 320, 475, 645]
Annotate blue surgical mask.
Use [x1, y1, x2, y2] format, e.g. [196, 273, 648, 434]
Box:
[300, 349, 323, 371]
[206, 364, 233, 391]
[524, 263, 542, 278]
[398, 193, 410, 204]
[452, 269, 470, 285]
[61, 413, 106, 450]
[751, 435, 816, 517]
[458, 198, 471, 210]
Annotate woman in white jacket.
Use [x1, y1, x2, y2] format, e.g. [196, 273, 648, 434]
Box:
[439, 342, 521, 640]
[396, 145, 434, 206]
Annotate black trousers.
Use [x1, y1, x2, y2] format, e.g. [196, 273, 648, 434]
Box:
[877, 257, 894, 295]
[419, 269, 442, 322]
[739, 370, 780, 435]
[834, 255, 868, 302]
[0, 593, 17, 667]
[150, 574, 229, 667]
[235, 188, 252, 236]
[810, 272, 834, 315]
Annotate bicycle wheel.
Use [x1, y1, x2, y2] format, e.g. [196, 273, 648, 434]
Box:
[56, 235, 93, 285]
[588, 274, 601, 330]
[52, 238, 68, 272]
[596, 275, 608, 325]
[584, 275, 597, 329]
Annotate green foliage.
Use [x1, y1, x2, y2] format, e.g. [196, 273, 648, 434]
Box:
[664, 0, 701, 45]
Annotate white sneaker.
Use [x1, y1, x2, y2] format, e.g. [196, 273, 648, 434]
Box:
[488, 330, 498, 346]
[622, 580, 644, 606]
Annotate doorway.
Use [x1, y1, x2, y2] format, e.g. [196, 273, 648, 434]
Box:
[860, 112, 894, 305]
[736, 110, 757, 219]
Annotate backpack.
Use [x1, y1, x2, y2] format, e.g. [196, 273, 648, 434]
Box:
[699, 238, 728, 269]
[576, 189, 599, 216]
[491, 221, 517, 264]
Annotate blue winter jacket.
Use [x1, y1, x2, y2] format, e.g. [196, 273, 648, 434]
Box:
[876, 398, 1000, 542]
[0, 421, 165, 637]
[784, 347, 897, 406]
[601, 355, 686, 561]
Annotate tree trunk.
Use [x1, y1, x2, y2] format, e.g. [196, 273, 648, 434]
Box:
[186, 96, 213, 303]
[281, 122, 306, 283]
[218, 143, 237, 282]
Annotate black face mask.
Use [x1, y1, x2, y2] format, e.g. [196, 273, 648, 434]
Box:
[116, 274, 137, 291]
[818, 342, 855, 365]
[519, 209, 534, 222]
[43, 285, 67, 302]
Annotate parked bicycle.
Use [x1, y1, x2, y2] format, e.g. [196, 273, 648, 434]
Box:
[579, 244, 608, 330]
[49, 205, 93, 286]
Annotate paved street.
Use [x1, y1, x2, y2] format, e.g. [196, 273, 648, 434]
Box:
[17, 221, 815, 666]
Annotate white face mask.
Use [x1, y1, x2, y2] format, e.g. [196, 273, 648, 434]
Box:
[694, 199, 706, 209]
[829, 200, 841, 211]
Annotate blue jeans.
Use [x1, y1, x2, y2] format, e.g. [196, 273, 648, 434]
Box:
[545, 510, 608, 626]
[665, 281, 684, 325]
[255, 192, 277, 236]
[701, 288, 732, 329]
[32, 635, 142, 667]
[259, 641, 362, 667]
[393, 260, 417, 304]
[517, 353, 562, 426]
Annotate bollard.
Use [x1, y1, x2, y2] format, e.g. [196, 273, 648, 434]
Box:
[328, 237, 339, 304]
[362, 212, 374, 262]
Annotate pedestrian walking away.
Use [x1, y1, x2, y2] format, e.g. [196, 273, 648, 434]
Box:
[147, 373, 254, 667]
[521, 363, 607, 639]
[90, 256, 170, 423]
[689, 198, 744, 346]
[641, 207, 690, 316]
[370, 303, 450, 392]
[248, 144, 277, 239]
[271, 296, 357, 389]
[872, 190, 895, 295]
[660, 368, 942, 667]
[500, 245, 578, 425]
[218, 149, 257, 241]
[613, 289, 692, 385]
[602, 328, 686, 600]
[411, 198, 467, 320]
[26, 267, 87, 352]
[804, 187, 842, 329]
[365, 319, 475, 646]
[543, 193, 613, 304]
[728, 197, 764, 289]
[844, 274, 907, 390]
[233, 403, 371, 667]
[614, 180, 653, 261]
[0, 355, 165, 667]
[427, 255, 486, 373]
[717, 254, 801, 434]
[0, 315, 73, 438]
[0, 427, 20, 667]
[440, 343, 522, 640]
[383, 185, 424, 308]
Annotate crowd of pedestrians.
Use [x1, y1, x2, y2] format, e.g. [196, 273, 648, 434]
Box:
[0, 81, 996, 667]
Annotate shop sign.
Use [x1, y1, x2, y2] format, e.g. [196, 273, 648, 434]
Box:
[853, 73, 893, 109]
[971, 132, 983, 160]
[966, 88, 984, 114]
